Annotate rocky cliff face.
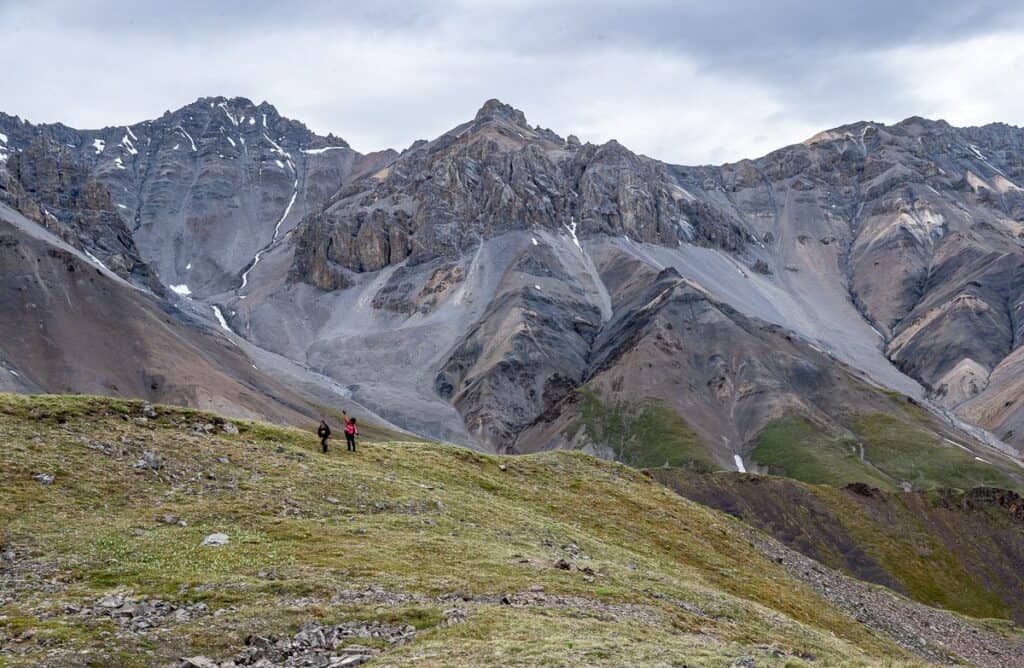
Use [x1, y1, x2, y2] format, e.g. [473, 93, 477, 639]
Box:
[0, 98, 395, 298]
[3, 137, 163, 293]
[291, 99, 746, 290]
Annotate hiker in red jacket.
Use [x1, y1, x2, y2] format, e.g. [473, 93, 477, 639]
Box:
[345, 416, 358, 452]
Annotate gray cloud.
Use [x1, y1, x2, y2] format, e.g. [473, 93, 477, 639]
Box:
[2, 0, 1023, 163]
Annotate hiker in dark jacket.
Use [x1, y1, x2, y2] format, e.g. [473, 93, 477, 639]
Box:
[317, 419, 331, 453]
[345, 417, 358, 452]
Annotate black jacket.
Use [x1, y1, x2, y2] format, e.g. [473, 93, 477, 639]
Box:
[317, 423, 331, 438]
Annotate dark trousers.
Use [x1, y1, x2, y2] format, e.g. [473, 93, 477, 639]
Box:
[346, 433, 356, 451]
[321, 437, 329, 453]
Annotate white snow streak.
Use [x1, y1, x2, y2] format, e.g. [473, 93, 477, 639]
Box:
[531, 237, 538, 246]
[113, 157, 125, 170]
[169, 284, 192, 297]
[211, 305, 232, 333]
[120, 135, 138, 156]
[944, 438, 971, 452]
[301, 146, 347, 155]
[176, 127, 197, 151]
[272, 182, 299, 240]
[0, 132, 7, 144]
[226, 136, 236, 147]
[218, 102, 238, 126]
[83, 249, 109, 271]
[239, 178, 299, 291]
[263, 132, 286, 155]
[125, 126, 137, 141]
[733, 455, 746, 473]
[564, 217, 581, 250]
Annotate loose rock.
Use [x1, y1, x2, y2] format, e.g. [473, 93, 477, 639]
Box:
[134, 450, 163, 470]
[201, 533, 230, 547]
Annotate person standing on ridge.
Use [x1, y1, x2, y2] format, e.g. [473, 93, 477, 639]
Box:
[345, 416, 358, 452]
[317, 419, 331, 453]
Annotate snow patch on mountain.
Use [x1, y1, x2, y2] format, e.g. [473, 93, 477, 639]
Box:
[301, 146, 347, 155]
[211, 305, 232, 333]
[176, 127, 197, 151]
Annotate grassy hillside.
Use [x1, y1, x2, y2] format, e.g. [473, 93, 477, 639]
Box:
[0, 394, 1018, 666]
[653, 469, 1024, 624]
[751, 404, 1024, 493]
[568, 389, 716, 471]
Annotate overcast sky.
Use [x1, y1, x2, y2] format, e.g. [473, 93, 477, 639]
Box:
[3, 0, 1024, 164]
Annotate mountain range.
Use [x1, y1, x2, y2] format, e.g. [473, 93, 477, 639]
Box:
[3, 96, 1024, 491]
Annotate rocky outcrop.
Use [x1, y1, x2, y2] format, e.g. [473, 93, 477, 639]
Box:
[5, 137, 163, 293]
[0, 99, 395, 297]
[290, 100, 747, 288]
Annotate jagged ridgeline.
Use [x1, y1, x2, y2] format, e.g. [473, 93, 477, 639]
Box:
[2, 98, 1024, 485]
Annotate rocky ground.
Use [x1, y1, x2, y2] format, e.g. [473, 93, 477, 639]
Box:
[751, 532, 1024, 667]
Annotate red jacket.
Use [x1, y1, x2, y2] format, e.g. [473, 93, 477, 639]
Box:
[345, 421, 358, 436]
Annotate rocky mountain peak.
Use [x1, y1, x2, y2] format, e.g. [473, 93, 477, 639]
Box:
[473, 98, 529, 127]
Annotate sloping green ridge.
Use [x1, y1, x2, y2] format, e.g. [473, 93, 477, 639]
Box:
[0, 393, 921, 667]
[751, 408, 1024, 493]
[653, 469, 1024, 624]
[569, 388, 716, 471]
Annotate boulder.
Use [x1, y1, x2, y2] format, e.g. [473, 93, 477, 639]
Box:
[201, 533, 230, 547]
